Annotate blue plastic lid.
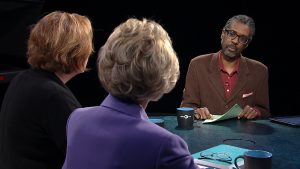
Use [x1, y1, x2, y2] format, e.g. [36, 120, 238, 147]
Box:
[177, 107, 194, 111]
[245, 150, 272, 158]
[149, 119, 164, 123]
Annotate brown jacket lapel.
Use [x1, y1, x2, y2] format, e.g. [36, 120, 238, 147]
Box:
[208, 52, 227, 102]
[208, 52, 250, 104]
[227, 55, 249, 103]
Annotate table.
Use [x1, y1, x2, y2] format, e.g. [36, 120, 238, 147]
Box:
[149, 116, 300, 169]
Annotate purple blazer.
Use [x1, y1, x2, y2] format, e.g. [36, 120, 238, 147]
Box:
[62, 94, 198, 169]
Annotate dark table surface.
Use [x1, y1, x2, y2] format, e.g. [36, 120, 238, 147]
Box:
[149, 116, 300, 169]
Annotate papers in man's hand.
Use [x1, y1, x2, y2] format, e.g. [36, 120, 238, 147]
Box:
[202, 104, 243, 123]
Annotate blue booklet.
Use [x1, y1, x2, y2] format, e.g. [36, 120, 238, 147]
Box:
[269, 116, 300, 127]
[192, 144, 249, 168]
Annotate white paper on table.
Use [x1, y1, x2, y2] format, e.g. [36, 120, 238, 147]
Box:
[202, 104, 243, 123]
[194, 158, 245, 169]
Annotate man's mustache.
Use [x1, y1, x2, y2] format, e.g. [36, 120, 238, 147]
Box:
[226, 44, 237, 51]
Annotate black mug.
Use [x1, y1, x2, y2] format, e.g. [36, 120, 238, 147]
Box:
[177, 107, 198, 127]
[149, 119, 164, 128]
[234, 150, 272, 169]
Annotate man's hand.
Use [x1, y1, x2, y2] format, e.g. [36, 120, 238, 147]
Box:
[238, 105, 258, 119]
[194, 107, 214, 120]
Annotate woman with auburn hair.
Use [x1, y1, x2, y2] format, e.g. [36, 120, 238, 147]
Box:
[62, 18, 198, 169]
[0, 11, 93, 169]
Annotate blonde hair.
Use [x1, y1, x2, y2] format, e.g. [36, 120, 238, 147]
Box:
[27, 11, 94, 74]
[98, 18, 179, 101]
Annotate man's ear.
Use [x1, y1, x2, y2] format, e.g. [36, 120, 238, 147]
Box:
[221, 30, 225, 39]
[245, 40, 251, 49]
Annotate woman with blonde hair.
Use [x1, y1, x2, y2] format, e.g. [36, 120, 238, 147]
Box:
[0, 11, 93, 169]
[62, 18, 198, 169]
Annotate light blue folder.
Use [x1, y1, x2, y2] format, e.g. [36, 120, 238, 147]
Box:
[192, 144, 248, 167]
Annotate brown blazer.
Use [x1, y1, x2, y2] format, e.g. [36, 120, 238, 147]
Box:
[181, 51, 270, 117]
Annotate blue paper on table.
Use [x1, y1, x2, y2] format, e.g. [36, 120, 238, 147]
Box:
[202, 104, 243, 123]
[269, 116, 300, 127]
[192, 144, 249, 166]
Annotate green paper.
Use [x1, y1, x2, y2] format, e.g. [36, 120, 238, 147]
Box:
[202, 104, 243, 123]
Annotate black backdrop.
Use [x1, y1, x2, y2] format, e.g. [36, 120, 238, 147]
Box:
[1, 0, 299, 116]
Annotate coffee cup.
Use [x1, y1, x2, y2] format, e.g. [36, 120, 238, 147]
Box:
[149, 119, 164, 128]
[177, 107, 198, 127]
[234, 150, 272, 169]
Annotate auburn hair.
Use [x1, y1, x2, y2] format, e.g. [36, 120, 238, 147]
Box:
[27, 11, 94, 73]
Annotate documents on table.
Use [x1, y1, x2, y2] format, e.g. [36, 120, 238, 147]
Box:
[202, 104, 243, 123]
[192, 144, 247, 169]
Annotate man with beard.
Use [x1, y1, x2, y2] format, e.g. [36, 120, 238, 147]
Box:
[181, 15, 270, 119]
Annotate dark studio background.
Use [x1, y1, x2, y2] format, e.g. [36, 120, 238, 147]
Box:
[0, 0, 299, 116]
